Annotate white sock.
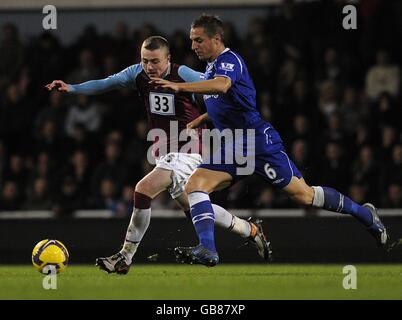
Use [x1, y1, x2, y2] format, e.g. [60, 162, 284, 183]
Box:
[120, 242, 139, 265]
[212, 204, 251, 238]
[312, 186, 325, 207]
[186, 193, 252, 238]
[120, 207, 151, 264]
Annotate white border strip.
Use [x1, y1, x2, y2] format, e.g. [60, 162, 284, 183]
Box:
[0, 211, 54, 219]
[73, 210, 114, 218]
[0, 0, 282, 10]
[0, 208, 401, 219]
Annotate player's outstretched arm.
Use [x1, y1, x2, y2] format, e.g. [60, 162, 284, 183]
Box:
[45, 80, 71, 92]
[150, 76, 231, 94]
[45, 77, 124, 95]
[45, 64, 140, 95]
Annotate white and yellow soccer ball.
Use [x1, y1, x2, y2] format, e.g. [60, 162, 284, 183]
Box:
[32, 239, 69, 274]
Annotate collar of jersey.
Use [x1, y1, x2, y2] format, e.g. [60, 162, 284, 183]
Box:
[207, 47, 230, 68]
[162, 63, 172, 79]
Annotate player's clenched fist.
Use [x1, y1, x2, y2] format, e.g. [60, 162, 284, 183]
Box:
[149, 77, 181, 93]
[45, 80, 71, 92]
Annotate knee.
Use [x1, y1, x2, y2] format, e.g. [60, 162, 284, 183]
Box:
[184, 176, 202, 194]
[135, 180, 151, 197]
[184, 174, 210, 194]
[185, 169, 230, 194]
[132, 187, 152, 209]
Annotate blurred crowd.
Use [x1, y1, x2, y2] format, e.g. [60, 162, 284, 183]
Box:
[0, 0, 401, 216]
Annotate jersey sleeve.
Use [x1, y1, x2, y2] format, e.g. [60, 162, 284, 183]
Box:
[69, 64, 143, 94]
[214, 52, 242, 84]
[177, 65, 204, 82]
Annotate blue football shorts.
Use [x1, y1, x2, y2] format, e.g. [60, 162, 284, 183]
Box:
[198, 123, 302, 189]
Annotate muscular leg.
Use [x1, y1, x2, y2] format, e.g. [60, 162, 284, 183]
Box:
[175, 192, 252, 238]
[135, 167, 173, 198]
[183, 168, 233, 252]
[281, 177, 314, 205]
[121, 168, 173, 263]
[122, 166, 251, 264]
[185, 168, 233, 194]
[282, 176, 374, 227]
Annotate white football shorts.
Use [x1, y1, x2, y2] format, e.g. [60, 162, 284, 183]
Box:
[155, 152, 203, 199]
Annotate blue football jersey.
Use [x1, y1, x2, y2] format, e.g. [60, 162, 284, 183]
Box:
[199, 48, 299, 188]
[203, 48, 264, 130]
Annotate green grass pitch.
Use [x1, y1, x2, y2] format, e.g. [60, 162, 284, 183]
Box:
[1, 264, 401, 300]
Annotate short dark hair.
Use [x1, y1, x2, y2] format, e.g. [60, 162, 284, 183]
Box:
[191, 14, 224, 42]
[143, 36, 170, 53]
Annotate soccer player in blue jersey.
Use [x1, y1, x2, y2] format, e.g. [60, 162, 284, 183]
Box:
[46, 36, 271, 274]
[152, 15, 389, 267]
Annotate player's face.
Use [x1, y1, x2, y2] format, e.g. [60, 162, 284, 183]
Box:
[141, 47, 170, 78]
[190, 27, 220, 62]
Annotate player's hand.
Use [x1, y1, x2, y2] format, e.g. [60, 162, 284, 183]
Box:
[45, 80, 70, 92]
[187, 115, 205, 129]
[149, 78, 181, 93]
[187, 113, 209, 129]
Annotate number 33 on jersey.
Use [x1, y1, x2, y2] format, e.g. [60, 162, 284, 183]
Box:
[149, 92, 175, 115]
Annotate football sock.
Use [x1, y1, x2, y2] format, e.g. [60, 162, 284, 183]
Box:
[121, 192, 152, 263]
[185, 205, 252, 237]
[312, 186, 373, 227]
[188, 191, 216, 252]
[213, 204, 252, 237]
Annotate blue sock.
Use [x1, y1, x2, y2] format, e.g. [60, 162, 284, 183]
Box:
[321, 187, 373, 227]
[188, 191, 216, 252]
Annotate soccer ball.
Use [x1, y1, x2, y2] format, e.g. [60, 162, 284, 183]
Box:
[32, 239, 69, 274]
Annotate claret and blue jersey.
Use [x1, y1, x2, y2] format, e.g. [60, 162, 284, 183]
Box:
[68, 63, 205, 156]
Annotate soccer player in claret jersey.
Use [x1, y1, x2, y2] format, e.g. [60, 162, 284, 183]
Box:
[152, 15, 389, 267]
[46, 36, 272, 274]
